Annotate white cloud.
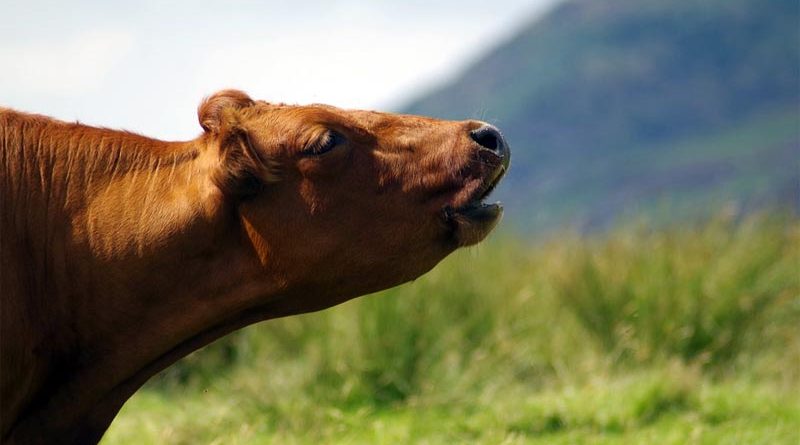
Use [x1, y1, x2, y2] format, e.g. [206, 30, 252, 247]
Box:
[192, 25, 476, 110]
[0, 29, 135, 97]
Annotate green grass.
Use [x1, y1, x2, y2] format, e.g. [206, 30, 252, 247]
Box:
[106, 371, 800, 444]
[102, 214, 800, 444]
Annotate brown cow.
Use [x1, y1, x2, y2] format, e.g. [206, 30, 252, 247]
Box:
[0, 90, 509, 444]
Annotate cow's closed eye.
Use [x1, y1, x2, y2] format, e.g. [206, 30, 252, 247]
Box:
[303, 130, 344, 156]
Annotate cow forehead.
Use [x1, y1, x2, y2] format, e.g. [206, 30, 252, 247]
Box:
[252, 102, 443, 136]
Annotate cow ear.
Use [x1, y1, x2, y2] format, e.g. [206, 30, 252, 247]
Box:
[198, 89, 254, 133]
[199, 90, 278, 196]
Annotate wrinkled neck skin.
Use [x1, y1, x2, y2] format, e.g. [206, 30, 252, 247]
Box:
[1, 115, 292, 444]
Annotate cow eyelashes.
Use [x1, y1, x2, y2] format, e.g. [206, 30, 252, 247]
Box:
[303, 130, 344, 156]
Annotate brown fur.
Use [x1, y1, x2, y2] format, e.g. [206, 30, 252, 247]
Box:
[0, 90, 508, 444]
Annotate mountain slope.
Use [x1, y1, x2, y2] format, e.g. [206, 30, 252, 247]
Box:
[403, 0, 799, 230]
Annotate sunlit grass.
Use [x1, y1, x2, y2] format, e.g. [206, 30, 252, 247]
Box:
[103, 214, 800, 444]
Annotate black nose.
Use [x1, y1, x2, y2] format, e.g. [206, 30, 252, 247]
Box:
[470, 124, 509, 163]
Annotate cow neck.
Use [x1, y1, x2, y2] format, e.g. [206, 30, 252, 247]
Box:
[1, 111, 287, 444]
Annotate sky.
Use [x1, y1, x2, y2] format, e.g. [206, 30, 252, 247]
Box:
[0, 0, 559, 139]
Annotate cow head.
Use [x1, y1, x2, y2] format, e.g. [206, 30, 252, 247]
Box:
[199, 89, 510, 305]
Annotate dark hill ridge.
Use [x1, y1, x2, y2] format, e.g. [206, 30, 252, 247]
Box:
[403, 0, 799, 231]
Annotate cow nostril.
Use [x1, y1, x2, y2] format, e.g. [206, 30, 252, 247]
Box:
[470, 125, 506, 155]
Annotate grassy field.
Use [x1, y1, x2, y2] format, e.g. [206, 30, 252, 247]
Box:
[102, 214, 800, 444]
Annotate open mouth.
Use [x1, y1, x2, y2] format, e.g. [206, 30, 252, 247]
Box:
[443, 162, 508, 246]
[446, 164, 506, 220]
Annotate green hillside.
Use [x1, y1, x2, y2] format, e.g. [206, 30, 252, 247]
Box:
[403, 0, 799, 231]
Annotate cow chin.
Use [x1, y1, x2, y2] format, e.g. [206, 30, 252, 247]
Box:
[445, 202, 504, 247]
